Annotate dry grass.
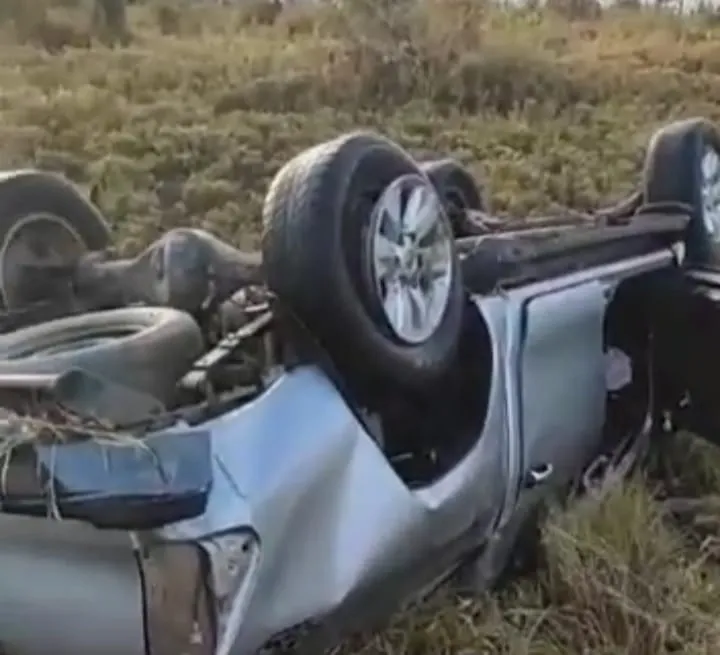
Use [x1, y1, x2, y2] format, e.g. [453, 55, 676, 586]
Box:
[2, 0, 720, 652]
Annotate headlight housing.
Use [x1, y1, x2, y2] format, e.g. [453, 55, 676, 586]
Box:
[137, 541, 216, 655]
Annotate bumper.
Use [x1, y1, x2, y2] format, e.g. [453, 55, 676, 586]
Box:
[0, 514, 145, 655]
[0, 514, 217, 655]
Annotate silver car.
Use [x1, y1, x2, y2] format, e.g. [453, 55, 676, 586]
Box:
[0, 117, 717, 655]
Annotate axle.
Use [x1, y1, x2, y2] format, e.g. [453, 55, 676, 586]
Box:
[71, 228, 264, 314]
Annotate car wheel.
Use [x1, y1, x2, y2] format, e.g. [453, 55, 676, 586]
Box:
[0, 307, 203, 402]
[0, 170, 112, 310]
[262, 132, 464, 393]
[421, 159, 489, 237]
[643, 118, 720, 267]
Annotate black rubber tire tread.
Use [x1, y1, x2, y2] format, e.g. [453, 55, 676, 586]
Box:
[643, 117, 720, 266]
[421, 159, 489, 237]
[262, 132, 464, 392]
[0, 170, 112, 307]
[0, 307, 203, 401]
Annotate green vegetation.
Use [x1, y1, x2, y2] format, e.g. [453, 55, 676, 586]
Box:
[2, 1, 720, 652]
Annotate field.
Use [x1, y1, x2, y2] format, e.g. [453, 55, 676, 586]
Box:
[4, 0, 720, 652]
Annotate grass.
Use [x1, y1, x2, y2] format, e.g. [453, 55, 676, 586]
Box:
[3, 0, 720, 652]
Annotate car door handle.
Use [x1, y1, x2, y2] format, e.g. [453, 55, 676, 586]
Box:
[522, 463, 554, 490]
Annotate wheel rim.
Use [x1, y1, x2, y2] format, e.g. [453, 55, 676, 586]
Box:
[701, 146, 720, 240]
[0, 213, 85, 309]
[367, 174, 454, 344]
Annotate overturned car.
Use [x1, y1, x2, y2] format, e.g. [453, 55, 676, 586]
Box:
[0, 117, 718, 655]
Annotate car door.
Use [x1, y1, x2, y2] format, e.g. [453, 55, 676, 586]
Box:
[477, 277, 610, 585]
[515, 279, 608, 490]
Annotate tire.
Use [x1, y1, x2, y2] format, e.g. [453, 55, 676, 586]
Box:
[0, 170, 112, 309]
[421, 159, 489, 237]
[262, 132, 464, 393]
[0, 307, 203, 402]
[643, 118, 720, 267]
